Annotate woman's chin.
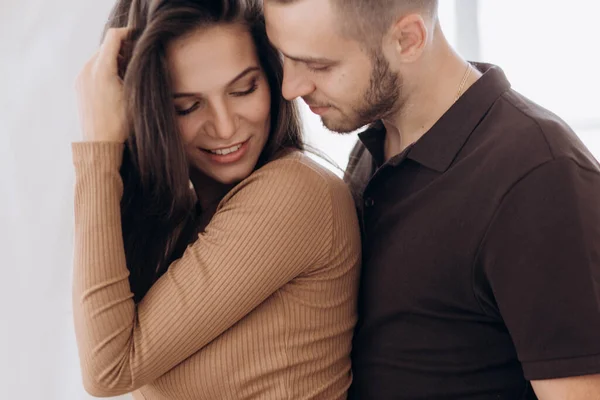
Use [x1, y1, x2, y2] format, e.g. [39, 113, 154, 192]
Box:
[207, 166, 254, 186]
[189, 158, 255, 186]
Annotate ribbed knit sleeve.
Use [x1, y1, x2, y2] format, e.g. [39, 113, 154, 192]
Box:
[72, 142, 337, 396]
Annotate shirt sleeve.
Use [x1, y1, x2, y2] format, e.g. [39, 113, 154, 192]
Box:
[478, 157, 600, 380]
[71, 142, 334, 396]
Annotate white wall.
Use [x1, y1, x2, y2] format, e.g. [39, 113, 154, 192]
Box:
[0, 1, 597, 399]
[1, 2, 129, 398]
[477, 0, 600, 156]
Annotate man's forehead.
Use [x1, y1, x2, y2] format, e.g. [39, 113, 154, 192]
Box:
[264, 0, 353, 61]
[264, 0, 335, 35]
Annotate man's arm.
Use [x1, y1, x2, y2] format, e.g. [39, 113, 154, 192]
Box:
[477, 157, 600, 392]
[532, 375, 600, 400]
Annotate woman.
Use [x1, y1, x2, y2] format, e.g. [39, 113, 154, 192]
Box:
[72, 0, 361, 398]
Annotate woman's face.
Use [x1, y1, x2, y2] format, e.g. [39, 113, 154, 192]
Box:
[167, 23, 271, 185]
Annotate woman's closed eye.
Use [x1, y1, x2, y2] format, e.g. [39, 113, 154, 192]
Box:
[306, 63, 331, 73]
[175, 101, 202, 116]
[230, 78, 259, 97]
[175, 77, 260, 116]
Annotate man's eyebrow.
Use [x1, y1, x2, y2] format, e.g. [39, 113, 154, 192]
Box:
[279, 51, 335, 64]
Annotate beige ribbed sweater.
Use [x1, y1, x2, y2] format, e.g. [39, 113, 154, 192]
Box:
[71, 142, 361, 400]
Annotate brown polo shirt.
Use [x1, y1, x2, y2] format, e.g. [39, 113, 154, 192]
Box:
[346, 63, 600, 399]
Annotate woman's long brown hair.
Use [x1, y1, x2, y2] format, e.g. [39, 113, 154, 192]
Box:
[103, 0, 304, 302]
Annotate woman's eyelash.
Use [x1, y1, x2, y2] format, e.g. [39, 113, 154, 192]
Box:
[175, 79, 259, 116]
[307, 65, 330, 73]
[231, 81, 259, 97]
[176, 102, 200, 116]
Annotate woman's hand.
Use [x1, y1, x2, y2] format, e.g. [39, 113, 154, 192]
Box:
[76, 28, 130, 143]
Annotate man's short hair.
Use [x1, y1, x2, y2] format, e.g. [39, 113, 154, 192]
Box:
[268, 0, 439, 48]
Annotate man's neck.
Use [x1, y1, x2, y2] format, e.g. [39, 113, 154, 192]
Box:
[382, 40, 481, 161]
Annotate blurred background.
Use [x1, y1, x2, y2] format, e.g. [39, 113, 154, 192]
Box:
[0, 1, 598, 399]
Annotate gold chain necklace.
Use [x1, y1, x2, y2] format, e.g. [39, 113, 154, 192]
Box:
[454, 63, 473, 102]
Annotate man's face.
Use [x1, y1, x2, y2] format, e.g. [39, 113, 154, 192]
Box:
[265, 0, 401, 133]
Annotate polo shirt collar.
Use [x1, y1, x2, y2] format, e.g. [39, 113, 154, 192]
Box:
[358, 63, 512, 172]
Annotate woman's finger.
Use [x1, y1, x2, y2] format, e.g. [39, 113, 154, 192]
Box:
[97, 27, 130, 76]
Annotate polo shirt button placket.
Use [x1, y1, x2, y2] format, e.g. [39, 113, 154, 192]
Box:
[361, 196, 375, 241]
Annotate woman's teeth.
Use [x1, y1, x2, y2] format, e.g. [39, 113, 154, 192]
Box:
[208, 143, 243, 155]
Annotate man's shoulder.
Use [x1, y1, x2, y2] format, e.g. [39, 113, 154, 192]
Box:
[344, 139, 374, 203]
[345, 139, 369, 177]
[500, 90, 595, 165]
[464, 89, 599, 182]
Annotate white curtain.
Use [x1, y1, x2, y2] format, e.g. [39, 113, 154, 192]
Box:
[1, 1, 597, 399]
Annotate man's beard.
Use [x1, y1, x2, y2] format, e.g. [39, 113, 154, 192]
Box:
[322, 51, 402, 133]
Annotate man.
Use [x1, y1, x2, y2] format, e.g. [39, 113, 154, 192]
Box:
[263, 0, 600, 399]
